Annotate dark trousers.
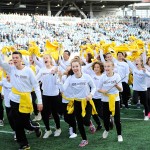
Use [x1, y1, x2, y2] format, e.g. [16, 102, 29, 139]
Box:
[133, 90, 149, 115]
[58, 94, 63, 116]
[10, 101, 39, 147]
[63, 103, 76, 133]
[0, 94, 4, 120]
[5, 107, 15, 131]
[74, 101, 92, 140]
[103, 101, 121, 135]
[147, 88, 150, 111]
[41, 95, 60, 131]
[31, 91, 38, 116]
[120, 82, 131, 107]
[92, 98, 103, 126]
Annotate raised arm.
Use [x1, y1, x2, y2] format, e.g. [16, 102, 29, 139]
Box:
[126, 60, 136, 71]
[33, 55, 45, 68]
[22, 56, 30, 67]
[99, 50, 105, 63]
[142, 50, 146, 65]
[0, 54, 11, 74]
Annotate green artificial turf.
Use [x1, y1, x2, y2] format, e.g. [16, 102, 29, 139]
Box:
[0, 107, 150, 150]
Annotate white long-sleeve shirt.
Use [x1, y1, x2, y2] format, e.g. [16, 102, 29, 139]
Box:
[115, 60, 130, 83]
[127, 61, 150, 91]
[60, 75, 73, 103]
[36, 66, 59, 96]
[90, 74, 103, 99]
[59, 73, 96, 99]
[0, 78, 12, 107]
[98, 73, 122, 102]
[58, 58, 70, 73]
[0, 55, 42, 104]
[145, 64, 150, 88]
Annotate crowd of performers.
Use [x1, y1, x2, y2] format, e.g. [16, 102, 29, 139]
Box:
[0, 37, 150, 150]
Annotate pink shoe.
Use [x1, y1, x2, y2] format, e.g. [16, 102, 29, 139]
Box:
[89, 120, 96, 134]
[148, 112, 150, 118]
[79, 140, 88, 147]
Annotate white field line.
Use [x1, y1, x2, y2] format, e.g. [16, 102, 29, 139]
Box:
[0, 125, 56, 134]
[121, 117, 143, 121]
[0, 117, 145, 135]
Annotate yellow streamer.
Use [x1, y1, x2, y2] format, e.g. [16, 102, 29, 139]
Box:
[11, 87, 33, 113]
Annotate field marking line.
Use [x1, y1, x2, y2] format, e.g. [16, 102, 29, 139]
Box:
[0, 125, 56, 134]
[121, 117, 143, 121]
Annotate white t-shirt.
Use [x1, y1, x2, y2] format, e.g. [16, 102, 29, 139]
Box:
[98, 73, 122, 102]
[59, 73, 96, 99]
[0, 78, 12, 107]
[36, 66, 59, 96]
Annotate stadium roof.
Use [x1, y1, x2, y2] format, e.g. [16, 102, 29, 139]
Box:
[0, 0, 142, 15]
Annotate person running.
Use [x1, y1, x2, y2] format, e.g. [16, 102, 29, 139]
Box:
[36, 54, 61, 138]
[90, 62, 104, 130]
[115, 52, 130, 108]
[0, 51, 43, 150]
[0, 74, 16, 140]
[98, 61, 123, 142]
[127, 57, 150, 120]
[0, 67, 4, 126]
[145, 57, 150, 116]
[58, 58, 96, 147]
[58, 66, 77, 138]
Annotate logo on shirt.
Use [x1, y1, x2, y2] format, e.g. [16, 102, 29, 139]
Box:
[15, 74, 27, 79]
[72, 82, 86, 86]
[103, 80, 116, 84]
[93, 77, 99, 80]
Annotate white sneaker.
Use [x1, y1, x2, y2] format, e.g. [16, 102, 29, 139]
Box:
[102, 130, 109, 139]
[69, 127, 73, 136]
[14, 133, 17, 141]
[69, 133, 77, 138]
[36, 113, 42, 121]
[0, 120, 4, 126]
[118, 135, 123, 142]
[33, 113, 42, 121]
[43, 130, 52, 139]
[54, 129, 61, 137]
[144, 116, 149, 121]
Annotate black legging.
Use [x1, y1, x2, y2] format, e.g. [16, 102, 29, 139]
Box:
[74, 101, 92, 140]
[92, 98, 103, 126]
[133, 90, 149, 115]
[41, 95, 60, 131]
[5, 107, 15, 131]
[0, 93, 4, 120]
[120, 82, 131, 107]
[10, 101, 40, 147]
[103, 101, 121, 135]
[63, 103, 76, 133]
[147, 88, 150, 111]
